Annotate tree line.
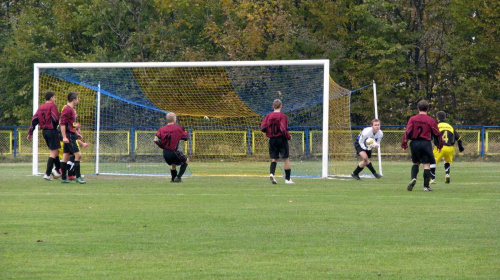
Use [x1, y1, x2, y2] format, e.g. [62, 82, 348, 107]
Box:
[1, 0, 498, 126]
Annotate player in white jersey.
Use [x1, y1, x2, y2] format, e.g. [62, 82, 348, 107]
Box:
[351, 119, 383, 180]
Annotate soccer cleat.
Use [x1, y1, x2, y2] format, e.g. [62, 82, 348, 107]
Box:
[445, 174, 450, 184]
[270, 174, 277, 184]
[430, 179, 436, 184]
[373, 173, 382, 179]
[43, 174, 53, 181]
[423, 186, 433, 191]
[51, 168, 61, 179]
[351, 173, 361, 180]
[173, 177, 182, 183]
[76, 177, 86, 184]
[61, 179, 75, 184]
[407, 178, 417, 191]
[67, 176, 76, 181]
[285, 179, 294, 184]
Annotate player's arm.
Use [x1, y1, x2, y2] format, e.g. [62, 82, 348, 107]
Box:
[74, 123, 83, 140]
[357, 133, 366, 150]
[358, 129, 371, 150]
[455, 131, 465, 152]
[260, 116, 268, 132]
[180, 128, 189, 141]
[401, 119, 414, 151]
[372, 132, 382, 149]
[77, 139, 88, 148]
[60, 108, 70, 143]
[61, 125, 69, 143]
[431, 122, 443, 151]
[51, 104, 60, 128]
[280, 115, 292, 140]
[154, 130, 163, 148]
[27, 113, 40, 141]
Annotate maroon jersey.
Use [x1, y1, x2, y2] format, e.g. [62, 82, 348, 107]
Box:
[402, 113, 443, 149]
[28, 102, 59, 136]
[155, 124, 189, 150]
[261, 112, 292, 140]
[60, 105, 77, 134]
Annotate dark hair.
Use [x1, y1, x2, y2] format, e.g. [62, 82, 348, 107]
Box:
[417, 100, 429, 112]
[44, 91, 55, 101]
[67, 91, 78, 102]
[436, 111, 446, 121]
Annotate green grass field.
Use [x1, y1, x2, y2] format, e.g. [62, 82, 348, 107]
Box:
[1, 161, 499, 279]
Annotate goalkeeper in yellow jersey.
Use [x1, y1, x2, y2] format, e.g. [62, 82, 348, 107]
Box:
[430, 111, 464, 184]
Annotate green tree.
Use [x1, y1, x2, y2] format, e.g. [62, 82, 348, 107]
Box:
[334, 0, 414, 125]
[331, 0, 499, 125]
[0, 1, 67, 125]
[438, 0, 500, 125]
[203, 0, 298, 60]
[0, 0, 498, 126]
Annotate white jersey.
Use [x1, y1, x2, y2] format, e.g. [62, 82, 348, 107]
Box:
[357, 127, 383, 150]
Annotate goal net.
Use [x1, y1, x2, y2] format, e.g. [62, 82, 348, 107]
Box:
[32, 60, 355, 178]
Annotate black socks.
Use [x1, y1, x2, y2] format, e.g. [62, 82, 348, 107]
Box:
[411, 165, 419, 180]
[270, 162, 277, 175]
[178, 163, 188, 178]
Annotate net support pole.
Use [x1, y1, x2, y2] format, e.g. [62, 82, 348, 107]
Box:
[95, 82, 101, 175]
[32, 65, 40, 175]
[373, 80, 383, 176]
[321, 61, 330, 178]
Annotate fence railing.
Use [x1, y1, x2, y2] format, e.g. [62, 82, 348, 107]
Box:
[2, 125, 499, 158]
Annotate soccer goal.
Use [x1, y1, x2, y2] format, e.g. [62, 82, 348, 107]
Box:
[32, 60, 356, 178]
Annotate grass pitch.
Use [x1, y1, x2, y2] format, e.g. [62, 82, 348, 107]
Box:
[1, 161, 499, 279]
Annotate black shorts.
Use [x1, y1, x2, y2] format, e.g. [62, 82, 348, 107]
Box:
[354, 142, 372, 158]
[163, 149, 187, 166]
[43, 129, 60, 151]
[410, 140, 435, 164]
[268, 136, 289, 159]
[63, 132, 80, 154]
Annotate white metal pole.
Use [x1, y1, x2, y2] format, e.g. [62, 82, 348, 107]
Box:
[32, 66, 40, 175]
[95, 83, 101, 175]
[373, 80, 383, 176]
[321, 61, 330, 178]
[34, 59, 330, 69]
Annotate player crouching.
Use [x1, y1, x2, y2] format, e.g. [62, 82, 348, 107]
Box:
[351, 119, 383, 180]
[155, 112, 189, 183]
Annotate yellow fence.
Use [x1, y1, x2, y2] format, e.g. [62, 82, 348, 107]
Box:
[486, 130, 500, 155]
[2, 126, 500, 158]
[0, 131, 13, 155]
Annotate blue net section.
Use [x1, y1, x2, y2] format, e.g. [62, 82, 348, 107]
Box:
[42, 68, 160, 111]
[226, 65, 325, 116]
[98, 94, 166, 129]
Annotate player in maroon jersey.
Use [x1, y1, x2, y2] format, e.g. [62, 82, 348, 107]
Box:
[154, 112, 189, 183]
[60, 92, 86, 184]
[261, 99, 293, 184]
[27, 91, 61, 181]
[402, 100, 443, 191]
